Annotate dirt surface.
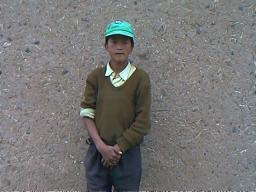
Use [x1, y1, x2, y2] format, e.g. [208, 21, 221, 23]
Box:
[1, 0, 256, 191]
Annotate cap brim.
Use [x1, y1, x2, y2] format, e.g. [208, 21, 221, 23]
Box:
[105, 30, 134, 38]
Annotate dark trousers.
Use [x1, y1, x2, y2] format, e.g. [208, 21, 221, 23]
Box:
[84, 144, 141, 191]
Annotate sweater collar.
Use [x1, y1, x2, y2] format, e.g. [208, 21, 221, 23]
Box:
[105, 62, 132, 81]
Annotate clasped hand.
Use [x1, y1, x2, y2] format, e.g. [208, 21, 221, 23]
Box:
[98, 144, 122, 168]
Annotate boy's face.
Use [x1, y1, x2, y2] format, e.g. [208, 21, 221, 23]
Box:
[105, 35, 133, 64]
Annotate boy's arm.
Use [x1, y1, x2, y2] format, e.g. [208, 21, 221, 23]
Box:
[116, 73, 151, 153]
[81, 117, 105, 149]
[81, 117, 121, 166]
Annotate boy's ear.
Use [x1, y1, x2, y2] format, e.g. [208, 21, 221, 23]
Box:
[129, 45, 133, 53]
[100, 35, 106, 49]
[104, 43, 108, 50]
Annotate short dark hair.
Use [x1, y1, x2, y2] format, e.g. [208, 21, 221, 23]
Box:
[105, 36, 134, 48]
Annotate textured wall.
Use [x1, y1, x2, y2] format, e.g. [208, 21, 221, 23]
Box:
[1, 0, 256, 190]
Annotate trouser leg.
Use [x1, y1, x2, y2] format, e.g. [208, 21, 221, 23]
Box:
[84, 144, 112, 191]
[111, 145, 142, 191]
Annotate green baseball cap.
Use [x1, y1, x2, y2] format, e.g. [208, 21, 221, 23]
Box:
[104, 20, 135, 40]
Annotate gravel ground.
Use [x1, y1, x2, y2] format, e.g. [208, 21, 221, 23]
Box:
[1, 0, 256, 191]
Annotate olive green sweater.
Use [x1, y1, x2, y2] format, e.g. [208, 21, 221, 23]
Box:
[81, 66, 151, 153]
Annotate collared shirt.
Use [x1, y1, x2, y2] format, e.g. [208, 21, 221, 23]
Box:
[80, 62, 136, 118]
[105, 62, 136, 87]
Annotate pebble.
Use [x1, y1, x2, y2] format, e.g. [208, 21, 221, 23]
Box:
[26, 127, 31, 134]
[81, 17, 89, 22]
[196, 25, 203, 34]
[25, 48, 31, 53]
[137, 50, 149, 60]
[69, 154, 74, 159]
[62, 69, 69, 75]
[238, 5, 244, 11]
[34, 40, 40, 45]
[26, 83, 31, 89]
[232, 127, 240, 134]
[3, 42, 11, 48]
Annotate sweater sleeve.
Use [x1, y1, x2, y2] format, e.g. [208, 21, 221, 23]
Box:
[117, 72, 151, 153]
[80, 70, 98, 116]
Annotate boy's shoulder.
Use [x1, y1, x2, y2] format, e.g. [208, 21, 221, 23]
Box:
[87, 66, 105, 77]
[91, 66, 105, 73]
[134, 65, 150, 81]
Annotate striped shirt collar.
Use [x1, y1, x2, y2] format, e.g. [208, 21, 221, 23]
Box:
[105, 62, 132, 81]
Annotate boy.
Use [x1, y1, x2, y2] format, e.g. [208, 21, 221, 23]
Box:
[80, 20, 151, 191]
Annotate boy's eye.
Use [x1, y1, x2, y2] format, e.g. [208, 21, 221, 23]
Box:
[110, 39, 129, 45]
[110, 39, 117, 44]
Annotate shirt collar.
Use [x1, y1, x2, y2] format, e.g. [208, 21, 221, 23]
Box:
[105, 62, 132, 81]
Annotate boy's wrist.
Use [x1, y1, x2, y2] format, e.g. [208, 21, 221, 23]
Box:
[114, 144, 122, 154]
[95, 140, 106, 152]
[116, 137, 129, 153]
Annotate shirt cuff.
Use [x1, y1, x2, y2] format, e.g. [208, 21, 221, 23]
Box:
[80, 108, 95, 119]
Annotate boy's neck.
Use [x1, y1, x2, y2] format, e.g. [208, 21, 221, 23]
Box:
[109, 60, 129, 74]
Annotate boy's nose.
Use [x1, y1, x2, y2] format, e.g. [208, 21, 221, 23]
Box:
[116, 45, 123, 50]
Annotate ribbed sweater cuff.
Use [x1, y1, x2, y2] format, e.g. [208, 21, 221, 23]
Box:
[80, 108, 95, 119]
[116, 137, 130, 153]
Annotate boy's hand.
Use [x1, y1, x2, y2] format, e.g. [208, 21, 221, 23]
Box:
[113, 144, 122, 156]
[101, 158, 116, 168]
[98, 144, 122, 168]
[97, 144, 121, 166]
